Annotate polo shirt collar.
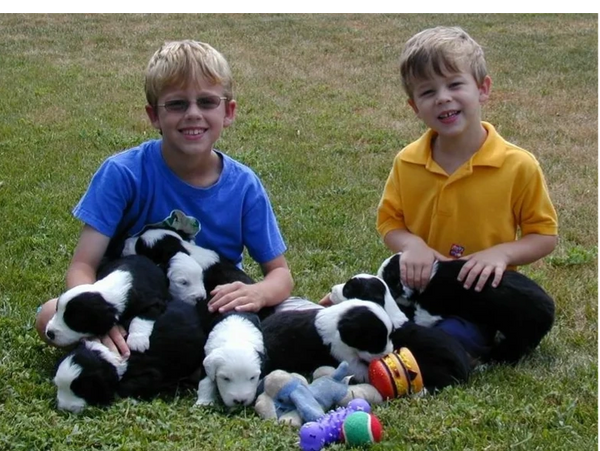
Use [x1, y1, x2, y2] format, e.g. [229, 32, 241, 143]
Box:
[399, 122, 506, 168]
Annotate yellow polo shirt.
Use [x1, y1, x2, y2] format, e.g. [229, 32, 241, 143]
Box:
[377, 122, 558, 261]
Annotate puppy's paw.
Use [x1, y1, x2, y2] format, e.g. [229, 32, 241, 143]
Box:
[194, 396, 215, 407]
[126, 333, 150, 353]
[195, 377, 216, 406]
[126, 317, 154, 353]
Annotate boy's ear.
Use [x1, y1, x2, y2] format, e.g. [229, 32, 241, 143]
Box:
[479, 76, 492, 103]
[223, 100, 237, 128]
[145, 104, 162, 131]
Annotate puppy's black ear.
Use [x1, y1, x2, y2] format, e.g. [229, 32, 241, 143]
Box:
[64, 293, 118, 336]
[342, 277, 386, 307]
[71, 366, 119, 407]
[338, 306, 389, 354]
[380, 254, 405, 300]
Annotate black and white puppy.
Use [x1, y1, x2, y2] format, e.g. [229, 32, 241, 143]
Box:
[378, 253, 556, 363]
[122, 228, 215, 305]
[122, 228, 264, 312]
[262, 300, 394, 382]
[54, 300, 206, 412]
[46, 255, 170, 352]
[330, 274, 409, 329]
[329, 273, 472, 390]
[54, 340, 125, 413]
[195, 312, 266, 407]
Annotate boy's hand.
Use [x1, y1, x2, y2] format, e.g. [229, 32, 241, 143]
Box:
[318, 293, 333, 307]
[89, 325, 130, 358]
[458, 248, 509, 292]
[208, 282, 266, 314]
[400, 246, 450, 291]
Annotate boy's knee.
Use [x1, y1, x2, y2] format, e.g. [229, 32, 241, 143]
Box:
[35, 298, 58, 344]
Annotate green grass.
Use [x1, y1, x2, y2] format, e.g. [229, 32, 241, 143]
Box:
[0, 13, 597, 451]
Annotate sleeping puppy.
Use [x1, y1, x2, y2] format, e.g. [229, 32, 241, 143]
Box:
[378, 253, 556, 363]
[262, 300, 394, 382]
[54, 340, 125, 413]
[45, 255, 170, 352]
[195, 312, 265, 407]
[122, 227, 275, 320]
[122, 228, 214, 305]
[329, 273, 472, 390]
[330, 274, 409, 329]
[54, 300, 206, 412]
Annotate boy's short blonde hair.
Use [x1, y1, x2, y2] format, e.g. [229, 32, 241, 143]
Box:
[145, 40, 233, 107]
[400, 26, 487, 99]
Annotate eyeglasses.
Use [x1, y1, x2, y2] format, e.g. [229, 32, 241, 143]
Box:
[157, 95, 228, 113]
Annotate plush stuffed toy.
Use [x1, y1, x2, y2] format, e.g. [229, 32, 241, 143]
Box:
[255, 361, 383, 426]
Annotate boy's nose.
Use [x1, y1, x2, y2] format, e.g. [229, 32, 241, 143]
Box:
[185, 101, 204, 118]
[435, 88, 452, 104]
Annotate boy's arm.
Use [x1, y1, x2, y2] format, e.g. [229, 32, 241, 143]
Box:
[66, 225, 110, 288]
[458, 233, 558, 291]
[208, 255, 294, 314]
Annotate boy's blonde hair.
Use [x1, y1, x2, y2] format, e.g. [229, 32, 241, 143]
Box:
[400, 26, 487, 99]
[145, 40, 233, 107]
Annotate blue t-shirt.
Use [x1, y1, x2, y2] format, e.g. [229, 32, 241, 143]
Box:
[73, 139, 286, 266]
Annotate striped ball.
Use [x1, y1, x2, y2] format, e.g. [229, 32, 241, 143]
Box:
[341, 411, 383, 446]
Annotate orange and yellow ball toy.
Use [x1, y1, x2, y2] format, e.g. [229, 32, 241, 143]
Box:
[368, 347, 424, 399]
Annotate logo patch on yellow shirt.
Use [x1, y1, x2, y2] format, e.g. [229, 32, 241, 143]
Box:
[449, 244, 465, 258]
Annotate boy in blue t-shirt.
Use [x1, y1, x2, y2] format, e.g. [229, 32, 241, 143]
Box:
[35, 40, 294, 357]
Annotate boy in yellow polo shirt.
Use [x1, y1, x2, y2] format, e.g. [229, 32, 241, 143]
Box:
[376, 26, 558, 358]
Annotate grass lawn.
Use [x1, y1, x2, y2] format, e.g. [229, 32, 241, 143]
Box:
[0, 13, 597, 451]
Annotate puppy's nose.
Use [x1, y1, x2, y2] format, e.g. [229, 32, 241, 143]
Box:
[46, 330, 55, 341]
[233, 399, 246, 406]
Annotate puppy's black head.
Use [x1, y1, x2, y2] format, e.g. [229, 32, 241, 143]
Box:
[338, 305, 390, 354]
[64, 293, 118, 336]
[342, 276, 387, 307]
[70, 346, 121, 406]
[378, 254, 405, 300]
[54, 342, 121, 412]
[137, 233, 189, 267]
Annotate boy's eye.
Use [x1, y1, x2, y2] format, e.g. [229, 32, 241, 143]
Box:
[197, 96, 223, 109]
[420, 90, 434, 97]
[163, 100, 189, 112]
[449, 82, 462, 88]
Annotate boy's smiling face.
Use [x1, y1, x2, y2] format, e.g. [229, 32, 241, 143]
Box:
[145, 78, 236, 162]
[408, 69, 491, 139]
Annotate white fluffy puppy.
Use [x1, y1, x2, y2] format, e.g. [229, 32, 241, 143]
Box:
[195, 312, 265, 407]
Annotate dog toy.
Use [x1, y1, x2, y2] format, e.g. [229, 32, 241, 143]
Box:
[298, 398, 371, 451]
[255, 361, 383, 426]
[341, 411, 383, 447]
[368, 347, 424, 399]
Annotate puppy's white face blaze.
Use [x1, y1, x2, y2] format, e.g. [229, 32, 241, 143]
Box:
[46, 285, 97, 346]
[167, 253, 207, 305]
[54, 356, 86, 413]
[212, 348, 262, 407]
[330, 283, 346, 304]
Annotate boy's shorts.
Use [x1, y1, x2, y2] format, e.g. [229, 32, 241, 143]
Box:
[434, 316, 495, 359]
